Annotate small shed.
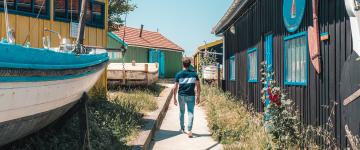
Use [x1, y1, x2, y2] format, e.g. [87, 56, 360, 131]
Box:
[107, 26, 184, 78]
[193, 39, 223, 73]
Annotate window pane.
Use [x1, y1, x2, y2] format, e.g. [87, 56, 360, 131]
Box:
[251, 54, 254, 79]
[296, 38, 301, 82]
[300, 37, 306, 81]
[92, 3, 104, 26]
[248, 51, 257, 81]
[285, 34, 307, 85]
[17, 0, 32, 12]
[285, 42, 290, 82]
[232, 59, 235, 80]
[68, 0, 79, 21]
[230, 57, 235, 80]
[252, 53, 256, 79]
[55, 0, 66, 18]
[0, 0, 16, 10]
[34, 0, 48, 15]
[291, 40, 296, 82]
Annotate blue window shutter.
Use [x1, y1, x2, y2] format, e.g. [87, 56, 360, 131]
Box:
[264, 34, 273, 107]
[266, 35, 273, 73]
[159, 51, 165, 78]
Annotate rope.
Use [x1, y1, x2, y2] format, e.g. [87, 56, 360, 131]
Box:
[4, 0, 14, 44]
[22, 0, 47, 45]
[70, 0, 73, 23]
[121, 0, 129, 71]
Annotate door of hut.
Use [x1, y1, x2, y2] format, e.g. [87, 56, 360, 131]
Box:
[158, 50, 165, 78]
[149, 49, 165, 78]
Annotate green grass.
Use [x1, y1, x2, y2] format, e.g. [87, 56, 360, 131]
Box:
[201, 85, 273, 150]
[108, 84, 164, 114]
[3, 84, 164, 150]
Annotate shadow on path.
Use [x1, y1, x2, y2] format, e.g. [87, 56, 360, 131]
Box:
[205, 142, 221, 150]
[152, 129, 182, 142]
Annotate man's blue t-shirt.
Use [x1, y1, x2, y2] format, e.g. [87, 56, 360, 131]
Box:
[175, 69, 199, 96]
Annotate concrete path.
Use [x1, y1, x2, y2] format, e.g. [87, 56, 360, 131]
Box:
[150, 96, 222, 150]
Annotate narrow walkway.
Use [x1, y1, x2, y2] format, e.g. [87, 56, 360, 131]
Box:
[150, 96, 222, 150]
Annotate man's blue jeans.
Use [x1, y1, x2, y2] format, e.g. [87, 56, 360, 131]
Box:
[178, 96, 195, 131]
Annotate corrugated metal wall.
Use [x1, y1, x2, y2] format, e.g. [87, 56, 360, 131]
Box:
[223, 0, 353, 147]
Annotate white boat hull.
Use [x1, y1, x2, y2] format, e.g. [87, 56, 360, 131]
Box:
[0, 68, 105, 146]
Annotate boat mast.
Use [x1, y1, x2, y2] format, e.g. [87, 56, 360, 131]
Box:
[4, 0, 13, 44]
[75, 0, 89, 53]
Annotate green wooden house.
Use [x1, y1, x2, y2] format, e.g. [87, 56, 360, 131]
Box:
[107, 26, 184, 78]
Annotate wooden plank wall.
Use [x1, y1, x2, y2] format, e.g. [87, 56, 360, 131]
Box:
[0, 16, 107, 48]
[0, 0, 109, 96]
[223, 0, 352, 147]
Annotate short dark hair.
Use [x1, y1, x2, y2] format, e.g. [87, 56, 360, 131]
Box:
[182, 58, 191, 68]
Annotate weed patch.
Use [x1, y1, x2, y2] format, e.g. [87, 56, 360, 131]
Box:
[3, 84, 162, 149]
[202, 85, 273, 150]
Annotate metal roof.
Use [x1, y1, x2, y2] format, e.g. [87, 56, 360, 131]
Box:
[212, 0, 249, 35]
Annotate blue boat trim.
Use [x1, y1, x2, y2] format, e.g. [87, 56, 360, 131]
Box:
[0, 69, 101, 83]
[0, 43, 109, 70]
[0, 58, 108, 70]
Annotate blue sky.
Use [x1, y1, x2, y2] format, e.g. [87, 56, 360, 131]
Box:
[126, 0, 232, 56]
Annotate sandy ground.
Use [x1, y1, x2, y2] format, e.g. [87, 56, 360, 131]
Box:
[150, 95, 222, 150]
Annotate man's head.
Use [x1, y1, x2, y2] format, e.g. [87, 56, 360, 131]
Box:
[182, 58, 191, 69]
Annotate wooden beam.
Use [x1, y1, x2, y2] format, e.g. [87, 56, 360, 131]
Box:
[343, 89, 360, 106]
[145, 64, 149, 85]
[122, 69, 126, 85]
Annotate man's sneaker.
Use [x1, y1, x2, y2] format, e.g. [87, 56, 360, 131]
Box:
[180, 129, 186, 134]
[187, 131, 193, 138]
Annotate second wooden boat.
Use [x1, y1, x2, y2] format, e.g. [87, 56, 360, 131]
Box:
[107, 63, 159, 85]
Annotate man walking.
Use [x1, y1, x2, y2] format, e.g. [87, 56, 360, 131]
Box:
[173, 58, 201, 138]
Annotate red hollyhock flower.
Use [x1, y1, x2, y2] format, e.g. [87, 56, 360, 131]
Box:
[267, 86, 282, 106]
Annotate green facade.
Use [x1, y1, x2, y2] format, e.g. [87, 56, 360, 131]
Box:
[107, 36, 148, 63]
[123, 46, 148, 63]
[163, 50, 182, 78]
[107, 33, 183, 78]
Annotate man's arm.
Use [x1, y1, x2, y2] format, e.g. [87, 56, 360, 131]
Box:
[195, 81, 201, 104]
[173, 82, 179, 106]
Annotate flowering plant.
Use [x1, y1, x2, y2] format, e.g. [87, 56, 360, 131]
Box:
[260, 62, 302, 149]
[267, 86, 281, 106]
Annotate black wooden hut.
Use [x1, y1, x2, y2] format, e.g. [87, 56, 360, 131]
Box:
[213, 0, 360, 147]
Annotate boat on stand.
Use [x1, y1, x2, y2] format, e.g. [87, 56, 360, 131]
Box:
[0, 0, 108, 146]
